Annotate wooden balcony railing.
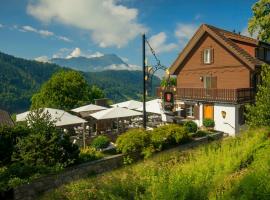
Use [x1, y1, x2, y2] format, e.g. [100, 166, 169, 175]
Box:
[156, 87, 255, 103]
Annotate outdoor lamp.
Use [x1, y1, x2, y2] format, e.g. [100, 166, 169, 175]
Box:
[221, 111, 226, 119]
[200, 76, 203, 81]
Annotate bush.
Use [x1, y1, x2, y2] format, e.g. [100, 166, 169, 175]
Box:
[79, 147, 103, 163]
[91, 136, 110, 150]
[150, 124, 189, 151]
[116, 129, 150, 155]
[0, 125, 29, 166]
[203, 118, 215, 128]
[12, 109, 79, 167]
[193, 130, 210, 137]
[183, 120, 198, 133]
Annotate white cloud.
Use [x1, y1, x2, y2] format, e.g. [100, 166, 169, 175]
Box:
[19, 25, 71, 42]
[148, 32, 178, 54]
[175, 23, 198, 44]
[66, 47, 81, 58]
[87, 52, 104, 58]
[104, 63, 140, 71]
[57, 35, 72, 42]
[241, 26, 258, 39]
[27, 0, 147, 48]
[35, 56, 50, 63]
[21, 25, 37, 32]
[0, 24, 4, 28]
[39, 29, 54, 37]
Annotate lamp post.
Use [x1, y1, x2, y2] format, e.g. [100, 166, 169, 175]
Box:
[142, 34, 172, 129]
[142, 34, 147, 129]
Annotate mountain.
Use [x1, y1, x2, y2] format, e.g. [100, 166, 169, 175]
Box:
[0, 52, 160, 113]
[50, 54, 140, 72]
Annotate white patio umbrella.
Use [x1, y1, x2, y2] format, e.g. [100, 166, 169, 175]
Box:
[136, 99, 164, 115]
[90, 107, 142, 120]
[111, 100, 143, 110]
[16, 108, 87, 127]
[71, 104, 107, 113]
[90, 107, 142, 132]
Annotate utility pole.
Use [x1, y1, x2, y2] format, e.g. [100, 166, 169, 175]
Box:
[142, 34, 147, 129]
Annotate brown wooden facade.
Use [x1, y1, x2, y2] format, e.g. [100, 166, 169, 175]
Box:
[164, 24, 270, 105]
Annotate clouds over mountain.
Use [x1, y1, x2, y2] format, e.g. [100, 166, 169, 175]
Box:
[27, 0, 147, 48]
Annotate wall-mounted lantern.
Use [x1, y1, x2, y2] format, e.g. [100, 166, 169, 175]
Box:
[200, 76, 204, 81]
[221, 111, 226, 119]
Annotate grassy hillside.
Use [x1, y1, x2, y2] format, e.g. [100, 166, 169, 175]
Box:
[0, 52, 160, 113]
[41, 129, 270, 200]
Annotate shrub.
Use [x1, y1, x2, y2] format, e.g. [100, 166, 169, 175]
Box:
[150, 124, 189, 151]
[193, 130, 209, 137]
[183, 120, 198, 133]
[91, 136, 110, 150]
[79, 147, 103, 163]
[12, 109, 79, 167]
[203, 118, 215, 128]
[116, 129, 150, 155]
[0, 125, 29, 166]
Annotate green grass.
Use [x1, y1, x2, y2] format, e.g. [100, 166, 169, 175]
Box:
[40, 128, 270, 200]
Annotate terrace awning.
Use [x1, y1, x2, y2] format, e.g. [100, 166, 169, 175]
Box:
[136, 99, 164, 115]
[72, 104, 107, 113]
[90, 107, 142, 120]
[111, 100, 143, 110]
[16, 108, 87, 127]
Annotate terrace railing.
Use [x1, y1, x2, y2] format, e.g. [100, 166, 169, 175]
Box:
[156, 87, 255, 103]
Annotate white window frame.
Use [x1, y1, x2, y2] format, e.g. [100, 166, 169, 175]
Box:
[203, 48, 211, 64]
[186, 105, 194, 118]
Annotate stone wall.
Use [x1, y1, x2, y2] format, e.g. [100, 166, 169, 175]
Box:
[13, 154, 124, 200]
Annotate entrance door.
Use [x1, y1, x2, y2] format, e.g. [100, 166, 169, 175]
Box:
[204, 104, 214, 119]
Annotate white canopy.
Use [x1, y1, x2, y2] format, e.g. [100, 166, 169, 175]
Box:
[90, 107, 142, 120]
[16, 108, 87, 127]
[111, 100, 143, 110]
[136, 99, 164, 115]
[71, 104, 107, 113]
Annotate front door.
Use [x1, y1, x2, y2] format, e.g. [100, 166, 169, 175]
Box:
[204, 104, 214, 119]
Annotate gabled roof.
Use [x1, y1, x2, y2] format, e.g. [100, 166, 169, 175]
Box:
[0, 110, 14, 127]
[170, 24, 264, 75]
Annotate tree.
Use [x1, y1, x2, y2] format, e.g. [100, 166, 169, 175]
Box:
[160, 77, 176, 87]
[246, 64, 270, 127]
[248, 0, 270, 42]
[12, 109, 79, 167]
[31, 70, 104, 110]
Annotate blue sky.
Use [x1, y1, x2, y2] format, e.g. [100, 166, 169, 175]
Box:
[0, 0, 257, 68]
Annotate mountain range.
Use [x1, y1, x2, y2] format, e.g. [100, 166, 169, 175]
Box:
[0, 52, 160, 113]
[50, 54, 141, 72]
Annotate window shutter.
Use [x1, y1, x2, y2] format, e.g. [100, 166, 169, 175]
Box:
[210, 48, 214, 63]
[194, 105, 199, 120]
[201, 50, 204, 64]
[211, 76, 217, 88]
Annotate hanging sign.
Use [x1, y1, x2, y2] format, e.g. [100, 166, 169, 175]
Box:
[163, 91, 174, 111]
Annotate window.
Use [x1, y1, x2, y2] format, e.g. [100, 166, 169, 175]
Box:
[256, 47, 265, 60]
[238, 105, 245, 125]
[186, 105, 194, 117]
[266, 49, 270, 61]
[203, 48, 212, 64]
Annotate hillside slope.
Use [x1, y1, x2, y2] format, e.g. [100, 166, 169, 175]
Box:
[0, 52, 160, 113]
[41, 128, 270, 200]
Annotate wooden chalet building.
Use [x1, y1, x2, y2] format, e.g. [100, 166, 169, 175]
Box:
[159, 24, 270, 135]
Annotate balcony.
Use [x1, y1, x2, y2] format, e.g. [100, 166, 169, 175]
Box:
[157, 87, 255, 103]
